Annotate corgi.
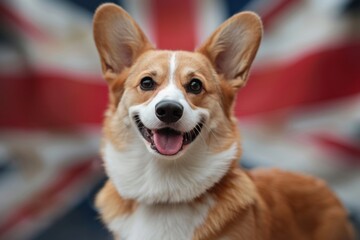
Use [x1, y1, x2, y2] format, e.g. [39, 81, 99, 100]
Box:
[93, 3, 355, 240]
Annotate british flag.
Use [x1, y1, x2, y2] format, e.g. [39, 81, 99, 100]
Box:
[0, 0, 359, 239]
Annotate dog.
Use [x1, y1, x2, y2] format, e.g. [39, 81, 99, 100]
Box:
[93, 3, 355, 240]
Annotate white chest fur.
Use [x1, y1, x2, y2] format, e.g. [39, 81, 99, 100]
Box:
[109, 197, 213, 240]
[103, 138, 237, 204]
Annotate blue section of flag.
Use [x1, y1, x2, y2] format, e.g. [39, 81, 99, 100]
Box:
[224, 0, 255, 16]
[0, 156, 14, 179]
[62, 0, 124, 13]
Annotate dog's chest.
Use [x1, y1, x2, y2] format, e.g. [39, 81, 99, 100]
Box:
[109, 198, 213, 240]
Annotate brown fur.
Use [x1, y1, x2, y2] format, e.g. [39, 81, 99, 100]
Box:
[93, 3, 355, 240]
[193, 167, 355, 240]
[96, 181, 137, 224]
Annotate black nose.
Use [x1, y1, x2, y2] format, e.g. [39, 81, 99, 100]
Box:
[155, 100, 183, 123]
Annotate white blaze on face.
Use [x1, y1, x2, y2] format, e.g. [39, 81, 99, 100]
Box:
[169, 52, 176, 85]
[150, 53, 185, 105]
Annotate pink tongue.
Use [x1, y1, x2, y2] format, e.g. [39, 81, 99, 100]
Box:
[153, 131, 183, 155]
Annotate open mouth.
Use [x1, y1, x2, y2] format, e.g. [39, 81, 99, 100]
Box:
[133, 115, 203, 156]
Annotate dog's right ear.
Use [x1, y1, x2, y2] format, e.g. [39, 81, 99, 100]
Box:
[197, 12, 262, 90]
[93, 3, 154, 82]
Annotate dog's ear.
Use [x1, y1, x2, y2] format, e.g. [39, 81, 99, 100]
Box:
[197, 12, 262, 89]
[93, 3, 154, 82]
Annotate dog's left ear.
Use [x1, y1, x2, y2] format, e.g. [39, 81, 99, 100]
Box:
[93, 3, 154, 82]
[197, 12, 262, 89]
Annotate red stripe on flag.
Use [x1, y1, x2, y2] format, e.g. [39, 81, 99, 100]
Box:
[312, 133, 360, 164]
[151, 0, 196, 50]
[0, 160, 96, 236]
[235, 41, 360, 117]
[0, 70, 107, 130]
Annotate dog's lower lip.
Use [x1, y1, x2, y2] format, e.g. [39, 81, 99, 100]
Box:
[133, 115, 203, 155]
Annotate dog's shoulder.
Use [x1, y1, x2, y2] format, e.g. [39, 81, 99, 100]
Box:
[247, 168, 354, 239]
[194, 168, 262, 240]
[248, 168, 340, 206]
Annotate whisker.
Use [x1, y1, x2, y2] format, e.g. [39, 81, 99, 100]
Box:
[194, 122, 206, 145]
[201, 122, 220, 146]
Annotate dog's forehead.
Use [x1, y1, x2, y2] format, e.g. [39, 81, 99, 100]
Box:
[133, 50, 212, 77]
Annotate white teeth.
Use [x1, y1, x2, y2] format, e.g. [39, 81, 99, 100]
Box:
[145, 129, 152, 139]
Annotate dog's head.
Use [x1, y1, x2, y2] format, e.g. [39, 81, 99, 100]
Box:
[94, 4, 262, 203]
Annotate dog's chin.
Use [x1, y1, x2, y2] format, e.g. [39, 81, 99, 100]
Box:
[133, 115, 203, 158]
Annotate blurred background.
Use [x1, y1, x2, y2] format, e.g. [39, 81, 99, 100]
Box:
[0, 0, 359, 239]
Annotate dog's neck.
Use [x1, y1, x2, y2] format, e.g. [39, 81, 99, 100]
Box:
[97, 164, 258, 240]
[103, 133, 239, 204]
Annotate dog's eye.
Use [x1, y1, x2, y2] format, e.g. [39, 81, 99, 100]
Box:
[140, 77, 156, 91]
[186, 79, 203, 94]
